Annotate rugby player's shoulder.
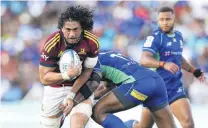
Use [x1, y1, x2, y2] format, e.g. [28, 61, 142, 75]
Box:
[43, 30, 61, 53]
[147, 30, 161, 40]
[46, 31, 61, 40]
[153, 30, 161, 36]
[83, 30, 99, 48]
[174, 30, 183, 36]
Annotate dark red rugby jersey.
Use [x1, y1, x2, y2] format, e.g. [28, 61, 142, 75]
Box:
[39, 30, 99, 86]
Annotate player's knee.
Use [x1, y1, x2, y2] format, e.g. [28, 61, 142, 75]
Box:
[70, 115, 85, 128]
[181, 118, 194, 128]
[40, 116, 63, 128]
[69, 103, 92, 118]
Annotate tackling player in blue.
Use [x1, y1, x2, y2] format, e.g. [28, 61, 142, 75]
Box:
[124, 6, 206, 128]
[92, 51, 176, 128]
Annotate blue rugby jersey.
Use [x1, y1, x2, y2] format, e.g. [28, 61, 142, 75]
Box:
[142, 29, 184, 85]
[95, 51, 159, 85]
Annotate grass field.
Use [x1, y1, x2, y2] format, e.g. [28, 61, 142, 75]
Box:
[0, 101, 207, 128]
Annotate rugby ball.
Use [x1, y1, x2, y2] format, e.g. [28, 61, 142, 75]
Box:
[59, 49, 81, 80]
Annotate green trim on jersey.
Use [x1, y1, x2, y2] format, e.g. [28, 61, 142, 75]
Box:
[101, 65, 136, 84]
[167, 33, 175, 37]
[149, 52, 160, 71]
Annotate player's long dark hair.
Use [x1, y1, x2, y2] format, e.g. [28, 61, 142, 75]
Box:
[58, 5, 94, 31]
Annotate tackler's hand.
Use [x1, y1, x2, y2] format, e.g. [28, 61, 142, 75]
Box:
[94, 84, 107, 99]
[59, 98, 74, 116]
[59, 92, 75, 116]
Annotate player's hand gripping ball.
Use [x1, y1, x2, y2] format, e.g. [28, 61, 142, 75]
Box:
[59, 49, 82, 80]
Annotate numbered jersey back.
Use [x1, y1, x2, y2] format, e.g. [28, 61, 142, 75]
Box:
[98, 51, 137, 70]
[98, 51, 158, 81]
[59, 49, 81, 73]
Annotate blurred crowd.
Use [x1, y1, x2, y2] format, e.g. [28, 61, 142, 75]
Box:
[1, 1, 208, 104]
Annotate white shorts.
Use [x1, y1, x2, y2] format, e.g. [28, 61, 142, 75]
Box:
[41, 85, 72, 117]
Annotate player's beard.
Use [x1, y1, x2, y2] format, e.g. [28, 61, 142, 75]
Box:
[68, 38, 78, 44]
[161, 25, 174, 34]
[67, 37, 81, 44]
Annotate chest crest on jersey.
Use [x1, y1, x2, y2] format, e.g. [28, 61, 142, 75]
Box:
[58, 51, 63, 57]
[78, 48, 86, 55]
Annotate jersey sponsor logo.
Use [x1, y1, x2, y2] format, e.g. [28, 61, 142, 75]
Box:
[144, 36, 154, 47]
[78, 48, 86, 55]
[164, 51, 182, 56]
[130, 89, 148, 101]
[84, 30, 99, 49]
[165, 51, 171, 56]
[43, 33, 60, 53]
[41, 52, 49, 61]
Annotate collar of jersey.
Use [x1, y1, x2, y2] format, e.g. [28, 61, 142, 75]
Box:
[158, 28, 175, 37]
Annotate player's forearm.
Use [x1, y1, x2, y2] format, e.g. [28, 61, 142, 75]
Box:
[181, 56, 195, 73]
[140, 54, 161, 68]
[71, 68, 93, 94]
[41, 72, 64, 85]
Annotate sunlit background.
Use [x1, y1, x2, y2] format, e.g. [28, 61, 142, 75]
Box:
[1, 1, 208, 128]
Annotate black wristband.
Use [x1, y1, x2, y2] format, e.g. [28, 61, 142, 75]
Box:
[193, 69, 203, 78]
[79, 72, 102, 99]
[79, 83, 92, 99]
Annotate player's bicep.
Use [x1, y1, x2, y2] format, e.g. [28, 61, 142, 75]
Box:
[141, 51, 154, 58]
[40, 50, 58, 67]
[39, 65, 56, 83]
[40, 35, 60, 67]
[140, 51, 154, 64]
